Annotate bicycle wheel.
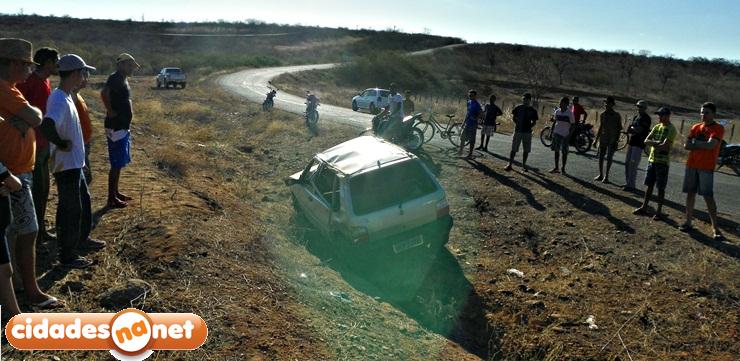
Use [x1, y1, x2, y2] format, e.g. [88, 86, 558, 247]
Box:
[574, 133, 593, 154]
[415, 121, 436, 144]
[448, 123, 467, 148]
[540, 126, 553, 147]
[617, 132, 629, 150]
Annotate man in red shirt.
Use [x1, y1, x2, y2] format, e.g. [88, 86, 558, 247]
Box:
[680, 102, 724, 240]
[17, 47, 59, 242]
[572, 96, 588, 124]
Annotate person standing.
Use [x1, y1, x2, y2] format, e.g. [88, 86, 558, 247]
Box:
[572, 96, 588, 124]
[0, 38, 64, 309]
[478, 94, 502, 152]
[633, 107, 677, 220]
[594, 96, 623, 183]
[549, 97, 574, 174]
[17, 47, 59, 242]
[1, 157, 24, 319]
[74, 73, 93, 184]
[623, 100, 652, 192]
[679, 102, 725, 240]
[403, 90, 415, 114]
[505, 93, 538, 171]
[459, 89, 482, 159]
[101, 53, 139, 208]
[41, 54, 106, 269]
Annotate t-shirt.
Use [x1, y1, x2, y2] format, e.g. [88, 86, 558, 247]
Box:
[17, 72, 51, 149]
[484, 104, 503, 126]
[686, 122, 724, 171]
[465, 99, 482, 127]
[104, 71, 132, 131]
[553, 108, 575, 137]
[389, 93, 404, 120]
[647, 122, 677, 164]
[512, 104, 539, 133]
[572, 103, 586, 123]
[46, 89, 85, 173]
[598, 109, 623, 145]
[627, 113, 652, 148]
[75, 93, 92, 144]
[0, 79, 36, 174]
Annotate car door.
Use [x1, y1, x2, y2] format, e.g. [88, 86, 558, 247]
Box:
[293, 159, 322, 227]
[308, 165, 339, 235]
[358, 90, 371, 109]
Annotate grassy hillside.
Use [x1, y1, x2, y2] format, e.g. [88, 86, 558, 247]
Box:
[0, 14, 462, 75]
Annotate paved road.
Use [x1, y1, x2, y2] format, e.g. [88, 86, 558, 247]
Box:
[218, 50, 739, 222]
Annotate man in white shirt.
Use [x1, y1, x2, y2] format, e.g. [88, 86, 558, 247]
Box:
[40, 54, 105, 269]
[550, 97, 575, 174]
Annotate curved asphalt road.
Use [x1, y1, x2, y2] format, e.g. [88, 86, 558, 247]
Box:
[218, 47, 739, 222]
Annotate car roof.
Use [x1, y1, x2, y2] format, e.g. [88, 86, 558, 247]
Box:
[364, 88, 389, 92]
[316, 136, 414, 176]
[163, 67, 182, 71]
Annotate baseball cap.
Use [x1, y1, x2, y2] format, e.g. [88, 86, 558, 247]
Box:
[116, 53, 140, 68]
[635, 100, 648, 108]
[654, 107, 671, 115]
[57, 54, 96, 72]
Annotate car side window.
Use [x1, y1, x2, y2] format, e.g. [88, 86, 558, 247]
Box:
[362, 90, 370, 97]
[301, 159, 320, 181]
[312, 166, 339, 206]
[380, 91, 390, 97]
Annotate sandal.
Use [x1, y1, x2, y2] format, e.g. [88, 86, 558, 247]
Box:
[107, 198, 128, 209]
[61, 256, 94, 269]
[117, 193, 133, 201]
[33, 296, 66, 310]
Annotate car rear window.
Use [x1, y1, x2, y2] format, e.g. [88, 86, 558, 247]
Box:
[350, 160, 437, 215]
[166, 68, 182, 73]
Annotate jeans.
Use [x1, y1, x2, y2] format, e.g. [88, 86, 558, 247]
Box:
[625, 145, 643, 188]
[54, 169, 92, 262]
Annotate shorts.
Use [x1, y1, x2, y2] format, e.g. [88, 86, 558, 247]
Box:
[598, 142, 617, 159]
[462, 124, 477, 142]
[644, 162, 669, 190]
[511, 132, 532, 154]
[682, 167, 714, 197]
[7, 173, 39, 237]
[107, 131, 131, 169]
[482, 125, 496, 137]
[551, 134, 569, 153]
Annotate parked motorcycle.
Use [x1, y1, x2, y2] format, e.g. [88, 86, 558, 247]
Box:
[360, 110, 425, 151]
[262, 89, 277, 111]
[540, 121, 595, 154]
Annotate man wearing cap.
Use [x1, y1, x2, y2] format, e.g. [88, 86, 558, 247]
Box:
[17, 47, 59, 242]
[633, 107, 676, 220]
[505, 93, 538, 171]
[40, 54, 105, 269]
[594, 96, 622, 183]
[680, 102, 724, 240]
[101, 53, 139, 208]
[623, 100, 652, 191]
[0, 38, 65, 309]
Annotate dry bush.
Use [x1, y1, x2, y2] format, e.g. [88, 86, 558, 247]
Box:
[154, 146, 189, 178]
[173, 101, 211, 122]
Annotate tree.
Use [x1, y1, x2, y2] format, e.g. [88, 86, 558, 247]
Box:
[550, 54, 573, 86]
[615, 50, 641, 90]
[516, 53, 553, 106]
[656, 56, 676, 93]
[486, 48, 496, 71]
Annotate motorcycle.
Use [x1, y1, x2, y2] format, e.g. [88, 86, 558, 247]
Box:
[304, 100, 319, 129]
[262, 89, 277, 111]
[717, 140, 740, 170]
[360, 110, 425, 151]
[540, 120, 595, 154]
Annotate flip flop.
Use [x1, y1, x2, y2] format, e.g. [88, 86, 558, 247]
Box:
[33, 296, 66, 310]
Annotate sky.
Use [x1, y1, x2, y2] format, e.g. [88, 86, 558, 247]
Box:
[1, 0, 738, 60]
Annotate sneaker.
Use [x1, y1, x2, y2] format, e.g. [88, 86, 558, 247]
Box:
[80, 238, 106, 251]
[61, 256, 93, 269]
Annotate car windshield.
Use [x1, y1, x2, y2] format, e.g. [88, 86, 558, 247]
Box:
[350, 160, 437, 215]
[166, 68, 182, 74]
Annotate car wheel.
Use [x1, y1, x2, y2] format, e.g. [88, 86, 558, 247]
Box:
[352, 101, 358, 111]
[156, 80, 161, 88]
[181, 82, 187, 89]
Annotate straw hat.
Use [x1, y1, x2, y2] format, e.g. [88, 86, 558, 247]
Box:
[0, 38, 36, 64]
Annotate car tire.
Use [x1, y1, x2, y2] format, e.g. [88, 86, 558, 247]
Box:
[352, 101, 358, 112]
[156, 80, 161, 88]
[181, 82, 187, 89]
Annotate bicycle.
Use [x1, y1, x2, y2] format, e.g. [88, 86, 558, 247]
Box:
[413, 110, 465, 147]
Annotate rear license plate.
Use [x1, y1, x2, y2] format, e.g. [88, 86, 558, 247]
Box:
[393, 235, 424, 254]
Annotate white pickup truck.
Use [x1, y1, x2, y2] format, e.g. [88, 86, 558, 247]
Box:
[156, 67, 187, 89]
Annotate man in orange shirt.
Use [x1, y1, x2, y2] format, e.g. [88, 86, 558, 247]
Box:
[680, 102, 724, 240]
[0, 38, 64, 309]
[74, 73, 93, 184]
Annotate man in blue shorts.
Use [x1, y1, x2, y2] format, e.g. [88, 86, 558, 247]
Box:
[101, 53, 138, 208]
